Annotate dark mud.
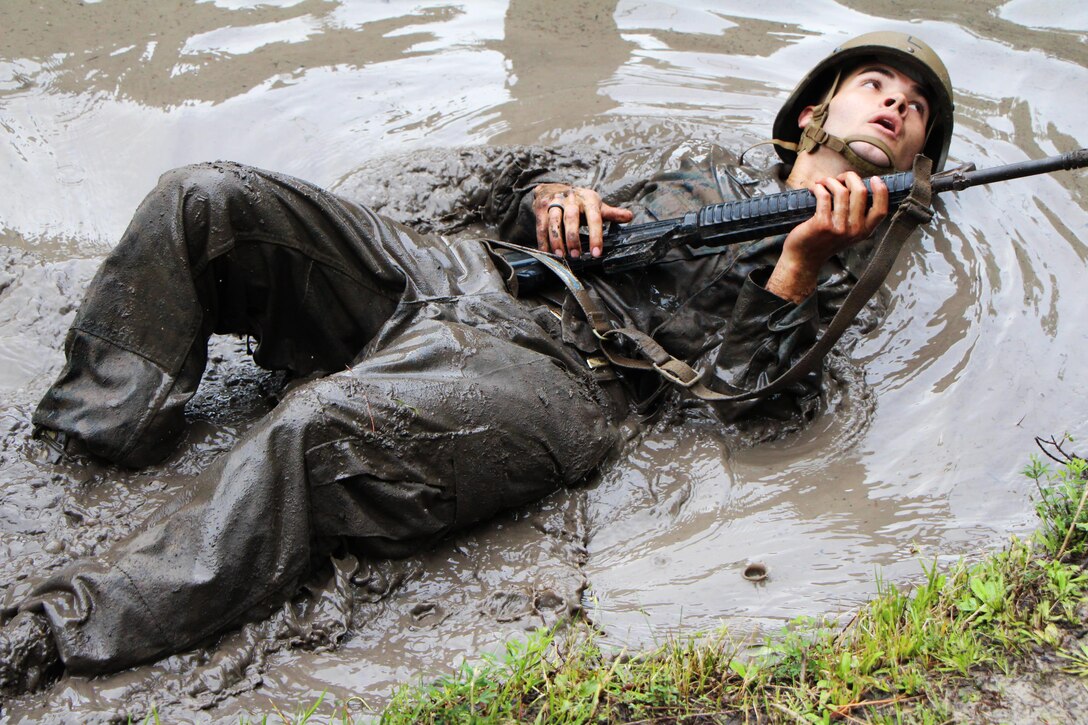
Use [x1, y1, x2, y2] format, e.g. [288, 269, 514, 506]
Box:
[2, 0, 1087, 721]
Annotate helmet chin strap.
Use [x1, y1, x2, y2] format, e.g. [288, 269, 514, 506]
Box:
[773, 70, 898, 178]
[796, 111, 896, 177]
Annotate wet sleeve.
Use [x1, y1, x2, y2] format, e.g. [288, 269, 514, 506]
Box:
[701, 248, 860, 424]
[701, 268, 821, 422]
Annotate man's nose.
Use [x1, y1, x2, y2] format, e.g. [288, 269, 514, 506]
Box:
[884, 93, 908, 114]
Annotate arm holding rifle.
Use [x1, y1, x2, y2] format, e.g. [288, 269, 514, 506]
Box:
[515, 156, 888, 425]
[532, 183, 633, 259]
[528, 171, 890, 305]
[765, 173, 889, 303]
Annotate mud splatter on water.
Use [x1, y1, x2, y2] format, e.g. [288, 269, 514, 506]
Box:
[1, 0, 1087, 721]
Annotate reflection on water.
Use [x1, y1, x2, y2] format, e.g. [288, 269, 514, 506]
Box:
[1, 0, 1087, 718]
[485, 0, 633, 142]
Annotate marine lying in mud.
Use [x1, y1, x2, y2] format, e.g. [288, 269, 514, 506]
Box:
[0, 32, 953, 694]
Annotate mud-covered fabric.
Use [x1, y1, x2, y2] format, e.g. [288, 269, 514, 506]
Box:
[25, 162, 619, 671]
[489, 140, 862, 421]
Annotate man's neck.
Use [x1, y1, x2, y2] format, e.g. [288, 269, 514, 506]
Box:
[784, 147, 855, 189]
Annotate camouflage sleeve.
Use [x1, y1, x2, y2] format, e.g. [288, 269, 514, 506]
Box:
[703, 269, 823, 422]
[700, 241, 859, 424]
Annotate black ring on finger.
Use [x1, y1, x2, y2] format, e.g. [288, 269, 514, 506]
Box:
[547, 203, 565, 213]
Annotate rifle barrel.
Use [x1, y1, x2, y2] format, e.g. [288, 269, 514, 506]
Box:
[932, 148, 1088, 193]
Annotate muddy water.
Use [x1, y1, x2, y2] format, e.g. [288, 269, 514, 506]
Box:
[1, 0, 1086, 720]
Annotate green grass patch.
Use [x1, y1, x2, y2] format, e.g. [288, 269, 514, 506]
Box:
[376, 447, 1088, 724]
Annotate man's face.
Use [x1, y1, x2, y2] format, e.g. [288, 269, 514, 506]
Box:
[801, 63, 931, 171]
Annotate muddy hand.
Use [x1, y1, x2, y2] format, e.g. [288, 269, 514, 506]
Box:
[533, 183, 633, 258]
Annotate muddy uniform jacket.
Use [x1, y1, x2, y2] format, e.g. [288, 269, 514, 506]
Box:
[487, 139, 857, 422]
[23, 143, 858, 673]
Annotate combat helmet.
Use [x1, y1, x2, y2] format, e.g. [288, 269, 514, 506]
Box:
[772, 32, 954, 173]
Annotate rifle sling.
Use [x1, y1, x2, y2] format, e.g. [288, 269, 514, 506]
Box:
[489, 154, 934, 406]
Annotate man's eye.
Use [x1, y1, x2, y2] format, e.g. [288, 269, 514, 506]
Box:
[861, 78, 880, 89]
[909, 101, 927, 114]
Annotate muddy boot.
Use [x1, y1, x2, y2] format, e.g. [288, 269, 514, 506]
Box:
[0, 612, 62, 697]
[31, 427, 95, 466]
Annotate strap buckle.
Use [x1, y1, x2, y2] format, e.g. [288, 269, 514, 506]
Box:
[899, 198, 934, 225]
[652, 361, 703, 388]
[585, 355, 610, 370]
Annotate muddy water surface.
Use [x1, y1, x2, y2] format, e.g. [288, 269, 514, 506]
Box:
[1, 0, 1086, 721]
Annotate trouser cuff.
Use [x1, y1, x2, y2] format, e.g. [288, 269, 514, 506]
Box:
[33, 328, 188, 467]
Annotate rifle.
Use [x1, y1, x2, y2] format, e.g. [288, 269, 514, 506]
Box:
[507, 149, 1088, 293]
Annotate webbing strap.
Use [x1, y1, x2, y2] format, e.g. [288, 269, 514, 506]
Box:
[487, 154, 934, 406]
[774, 81, 897, 179]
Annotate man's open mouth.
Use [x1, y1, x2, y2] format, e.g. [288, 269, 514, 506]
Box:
[870, 115, 899, 137]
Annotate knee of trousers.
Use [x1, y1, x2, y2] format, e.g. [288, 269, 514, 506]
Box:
[153, 162, 259, 220]
[154, 161, 257, 199]
[253, 376, 457, 547]
[149, 161, 267, 266]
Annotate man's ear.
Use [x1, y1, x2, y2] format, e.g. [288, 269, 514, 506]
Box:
[797, 105, 815, 129]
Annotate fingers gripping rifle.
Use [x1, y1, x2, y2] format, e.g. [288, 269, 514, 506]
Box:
[509, 149, 1088, 293]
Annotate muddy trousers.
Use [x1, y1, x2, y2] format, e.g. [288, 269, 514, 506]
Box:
[24, 163, 620, 673]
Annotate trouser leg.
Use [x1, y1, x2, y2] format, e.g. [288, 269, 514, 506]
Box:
[21, 405, 314, 672]
[20, 308, 620, 674]
[33, 162, 409, 467]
